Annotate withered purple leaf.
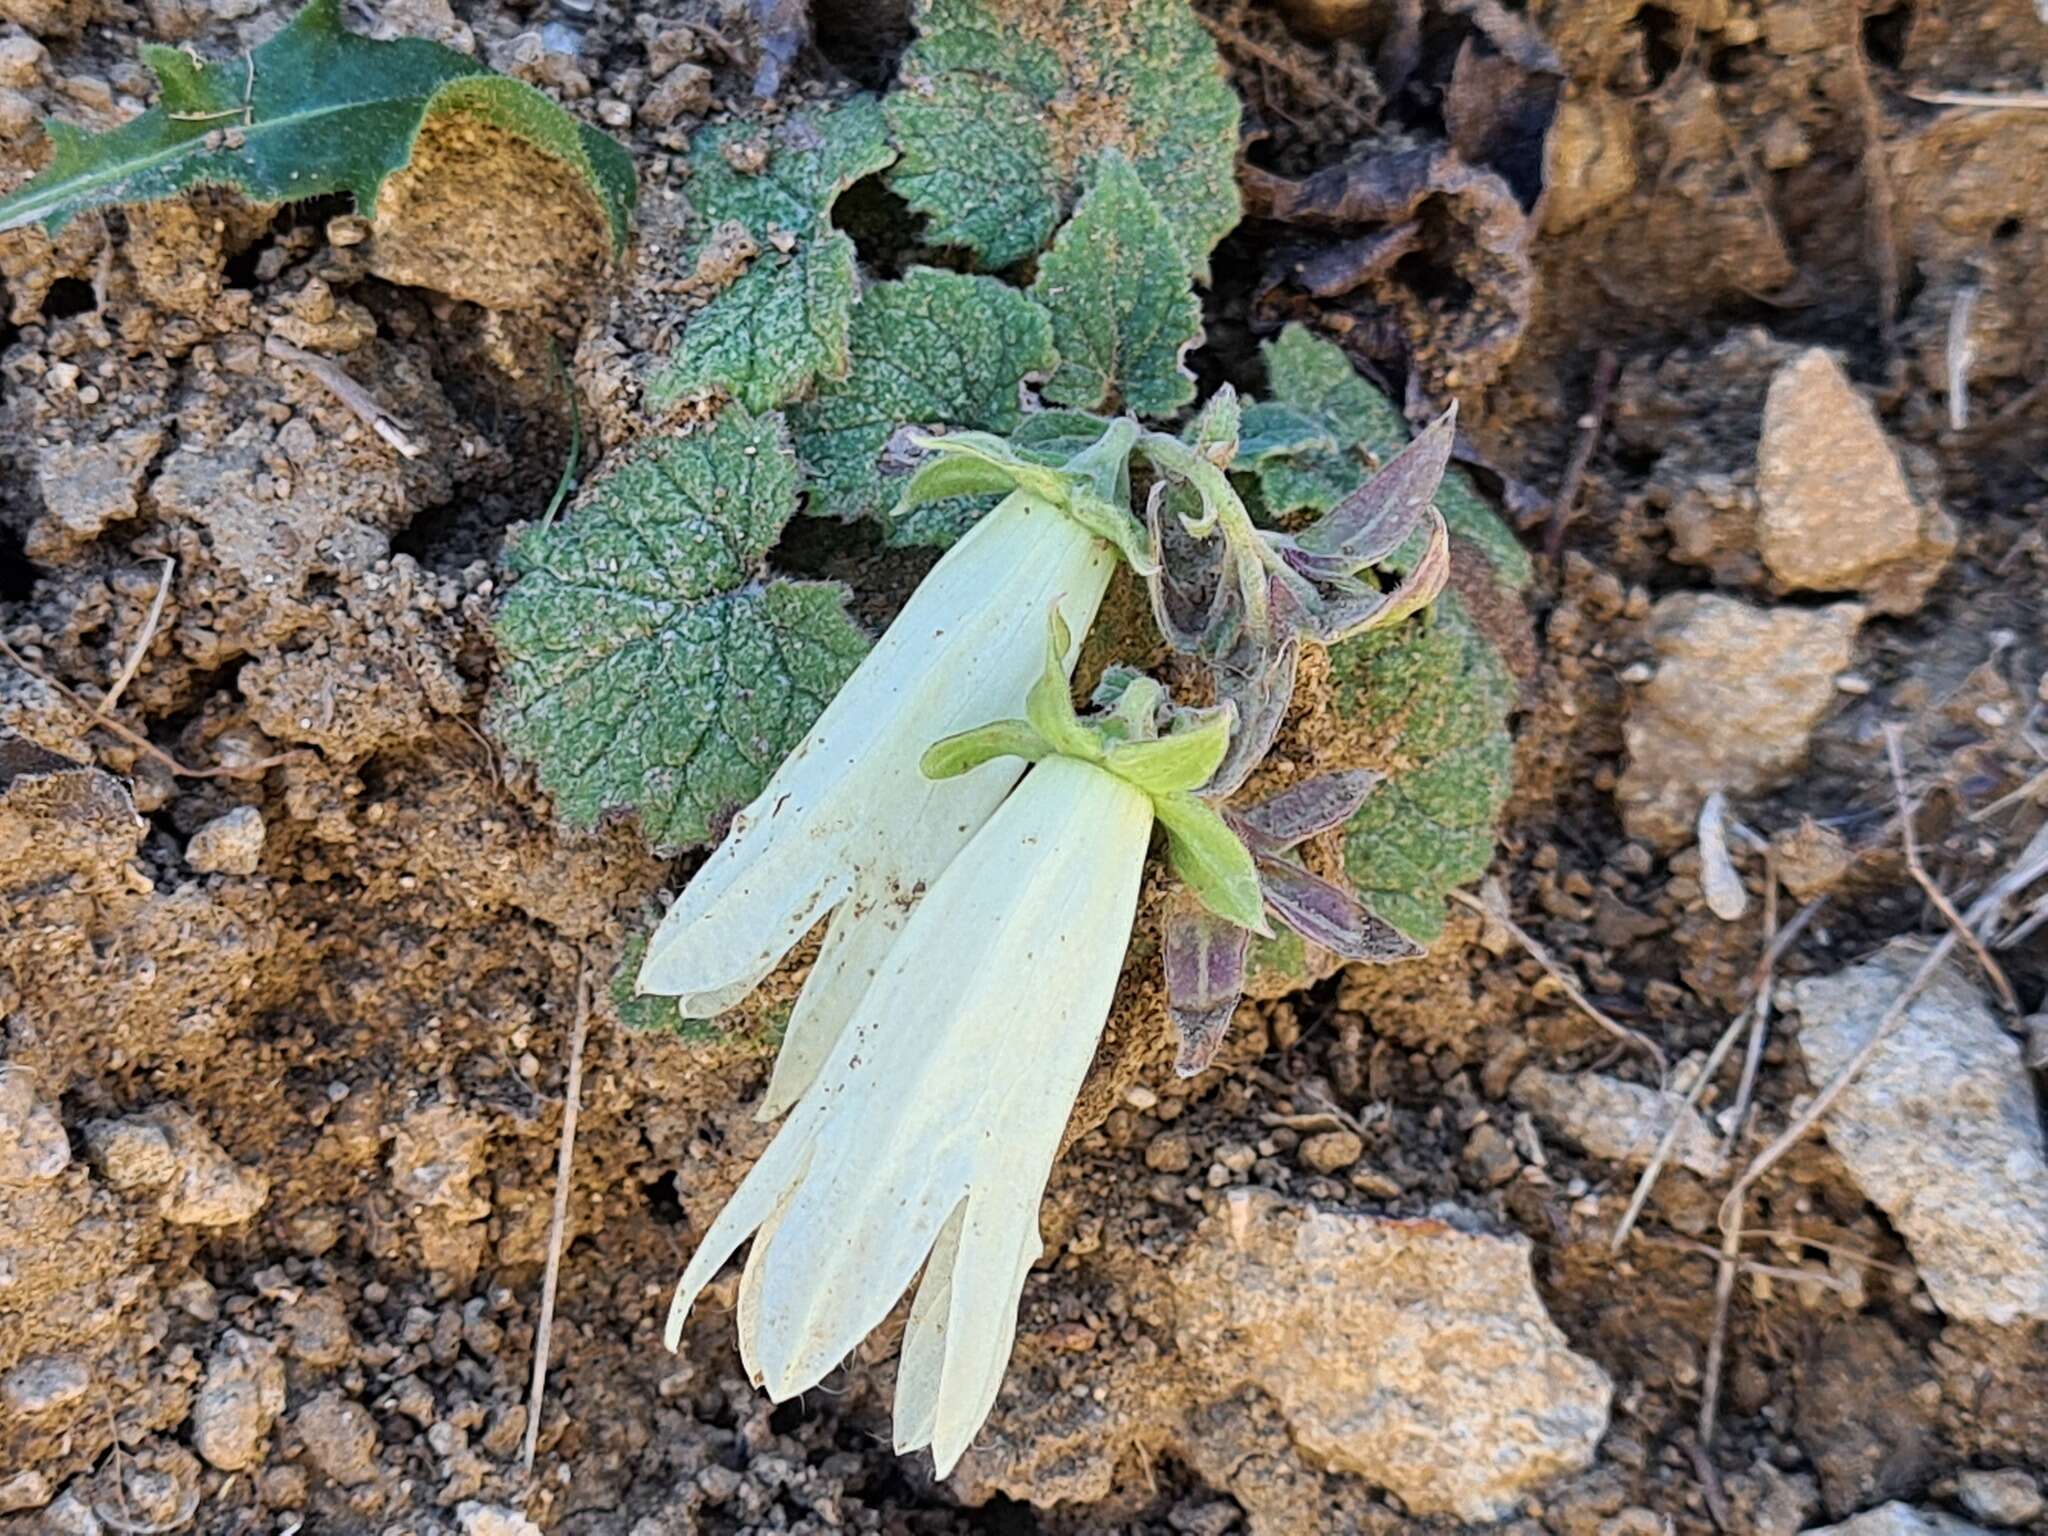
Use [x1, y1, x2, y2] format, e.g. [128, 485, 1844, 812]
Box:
[1256, 855, 1424, 965]
[1228, 768, 1382, 854]
[1163, 891, 1251, 1078]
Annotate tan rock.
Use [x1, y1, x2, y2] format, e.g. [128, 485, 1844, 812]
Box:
[1543, 92, 1637, 233]
[1619, 593, 1863, 848]
[192, 1331, 286, 1471]
[295, 1391, 380, 1487]
[27, 426, 164, 560]
[1756, 349, 1954, 613]
[1171, 1191, 1611, 1520]
[186, 805, 265, 876]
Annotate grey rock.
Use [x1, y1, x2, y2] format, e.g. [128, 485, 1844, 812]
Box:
[192, 1330, 287, 1471]
[186, 804, 265, 876]
[1512, 1066, 1726, 1177]
[1790, 943, 2048, 1324]
[1170, 1189, 1612, 1520]
[3, 1353, 91, 1414]
[1620, 593, 1863, 848]
[1757, 349, 1953, 615]
[1954, 1469, 2043, 1528]
[1804, 1504, 1991, 1536]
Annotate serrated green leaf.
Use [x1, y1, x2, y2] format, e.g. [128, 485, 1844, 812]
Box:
[790, 267, 1056, 523]
[646, 97, 896, 413]
[1030, 151, 1200, 417]
[1252, 324, 1533, 589]
[0, 0, 634, 253]
[884, 0, 1240, 279]
[489, 406, 872, 852]
[1331, 590, 1515, 946]
[1236, 402, 1336, 465]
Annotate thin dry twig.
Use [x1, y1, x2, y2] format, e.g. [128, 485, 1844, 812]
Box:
[0, 637, 301, 781]
[1635, 1231, 1859, 1296]
[264, 336, 422, 460]
[522, 957, 594, 1482]
[1885, 725, 2018, 1011]
[1844, 27, 1900, 349]
[1697, 866, 1786, 1472]
[1947, 284, 1980, 432]
[1545, 349, 1619, 561]
[1193, 6, 1370, 129]
[99, 557, 175, 719]
[1609, 896, 1822, 1252]
[1720, 858, 1779, 1153]
[1742, 1227, 1911, 1278]
[1451, 886, 1669, 1084]
[1908, 88, 2048, 110]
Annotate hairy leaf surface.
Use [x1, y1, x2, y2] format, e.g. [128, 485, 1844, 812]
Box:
[490, 407, 871, 852]
[646, 97, 896, 412]
[1030, 152, 1200, 417]
[884, 0, 1239, 278]
[790, 268, 1055, 529]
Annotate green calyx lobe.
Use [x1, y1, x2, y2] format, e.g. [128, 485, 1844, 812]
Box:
[921, 610, 1269, 936]
[892, 418, 1156, 576]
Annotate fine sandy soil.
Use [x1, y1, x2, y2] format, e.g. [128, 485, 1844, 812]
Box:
[3, 0, 2048, 1533]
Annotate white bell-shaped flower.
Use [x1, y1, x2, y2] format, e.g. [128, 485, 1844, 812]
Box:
[664, 626, 1267, 1474]
[664, 755, 1153, 1472]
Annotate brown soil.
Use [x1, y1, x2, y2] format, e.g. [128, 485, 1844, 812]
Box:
[4, 1, 2047, 1534]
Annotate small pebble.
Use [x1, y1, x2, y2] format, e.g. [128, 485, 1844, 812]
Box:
[1298, 1129, 1364, 1174]
[187, 806, 265, 876]
[1956, 1468, 2044, 1527]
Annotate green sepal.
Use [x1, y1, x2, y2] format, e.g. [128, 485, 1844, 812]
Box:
[920, 719, 1051, 780]
[1153, 791, 1271, 936]
[1103, 705, 1233, 795]
[1023, 608, 1101, 762]
[896, 432, 1072, 510]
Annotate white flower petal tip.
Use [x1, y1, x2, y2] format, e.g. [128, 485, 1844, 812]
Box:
[636, 492, 1116, 1099]
[666, 756, 1153, 1463]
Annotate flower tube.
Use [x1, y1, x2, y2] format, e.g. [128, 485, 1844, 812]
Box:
[637, 423, 1149, 1119]
[664, 617, 1266, 1474]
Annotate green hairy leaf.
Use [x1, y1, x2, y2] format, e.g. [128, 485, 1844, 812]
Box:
[646, 97, 896, 413]
[1030, 151, 1201, 417]
[489, 406, 871, 852]
[1254, 324, 1533, 589]
[0, 0, 634, 252]
[791, 268, 1055, 525]
[1332, 591, 1516, 945]
[884, 0, 1240, 279]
